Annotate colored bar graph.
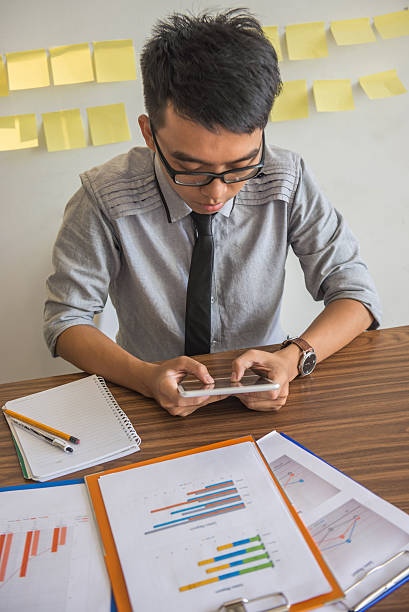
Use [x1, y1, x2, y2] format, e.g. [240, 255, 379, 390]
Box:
[150, 488, 238, 513]
[199, 543, 264, 565]
[146, 479, 246, 535]
[145, 503, 245, 534]
[206, 552, 269, 573]
[153, 503, 245, 528]
[172, 495, 241, 515]
[51, 528, 60, 553]
[217, 535, 260, 551]
[0, 534, 5, 560]
[19, 531, 33, 577]
[179, 560, 273, 592]
[31, 530, 40, 556]
[188, 480, 234, 494]
[0, 533, 13, 581]
[59, 526, 67, 546]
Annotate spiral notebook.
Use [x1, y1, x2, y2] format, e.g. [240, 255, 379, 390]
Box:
[2, 375, 141, 482]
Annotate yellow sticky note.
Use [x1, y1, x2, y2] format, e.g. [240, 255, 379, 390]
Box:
[50, 43, 94, 86]
[313, 80, 354, 112]
[262, 26, 283, 61]
[42, 109, 86, 152]
[87, 103, 131, 146]
[0, 57, 9, 96]
[373, 10, 409, 39]
[331, 18, 376, 45]
[6, 49, 50, 90]
[93, 40, 137, 82]
[0, 114, 38, 151]
[359, 69, 407, 99]
[286, 22, 328, 60]
[270, 80, 308, 121]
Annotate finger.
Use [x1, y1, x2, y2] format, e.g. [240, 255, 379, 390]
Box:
[177, 357, 214, 384]
[231, 350, 264, 382]
[236, 386, 282, 402]
[237, 381, 289, 410]
[164, 394, 229, 417]
[204, 394, 229, 405]
[165, 403, 202, 417]
[239, 395, 288, 412]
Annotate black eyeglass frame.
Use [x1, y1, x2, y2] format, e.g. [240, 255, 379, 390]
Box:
[150, 122, 265, 186]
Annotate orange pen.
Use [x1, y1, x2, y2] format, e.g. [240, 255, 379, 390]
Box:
[3, 408, 80, 444]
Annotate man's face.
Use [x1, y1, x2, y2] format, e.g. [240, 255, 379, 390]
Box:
[139, 105, 263, 215]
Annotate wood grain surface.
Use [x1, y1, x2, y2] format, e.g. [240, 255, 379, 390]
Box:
[1, 325, 409, 610]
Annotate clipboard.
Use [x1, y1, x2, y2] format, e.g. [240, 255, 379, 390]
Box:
[85, 436, 344, 612]
[273, 433, 409, 611]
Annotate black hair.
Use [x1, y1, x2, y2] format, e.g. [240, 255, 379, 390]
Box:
[140, 8, 282, 134]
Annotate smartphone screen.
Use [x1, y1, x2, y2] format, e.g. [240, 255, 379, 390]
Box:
[178, 374, 280, 398]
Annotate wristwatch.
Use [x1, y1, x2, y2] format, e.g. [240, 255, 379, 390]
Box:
[281, 337, 317, 377]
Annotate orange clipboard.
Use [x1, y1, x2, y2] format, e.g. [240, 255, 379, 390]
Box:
[85, 436, 344, 612]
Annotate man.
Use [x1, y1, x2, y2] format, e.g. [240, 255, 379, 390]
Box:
[44, 9, 381, 417]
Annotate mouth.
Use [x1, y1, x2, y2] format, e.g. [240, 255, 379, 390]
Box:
[199, 201, 224, 211]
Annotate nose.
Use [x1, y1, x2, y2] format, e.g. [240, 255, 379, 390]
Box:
[200, 178, 227, 202]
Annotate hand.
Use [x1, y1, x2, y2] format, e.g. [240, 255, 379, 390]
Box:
[231, 349, 299, 412]
[143, 356, 227, 417]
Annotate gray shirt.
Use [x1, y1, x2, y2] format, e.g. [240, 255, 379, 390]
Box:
[44, 144, 381, 361]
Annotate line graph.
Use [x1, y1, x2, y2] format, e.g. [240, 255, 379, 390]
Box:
[308, 499, 409, 583]
[269, 455, 340, 514]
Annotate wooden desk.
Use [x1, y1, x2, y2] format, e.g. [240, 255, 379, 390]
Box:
[1, 325, 409, 609]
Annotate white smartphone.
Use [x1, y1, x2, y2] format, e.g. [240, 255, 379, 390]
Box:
[177, 374, 280, 398]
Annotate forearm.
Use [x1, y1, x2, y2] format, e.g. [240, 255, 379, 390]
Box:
[56, 325, 155, 396]
[281, 299, 374, 380]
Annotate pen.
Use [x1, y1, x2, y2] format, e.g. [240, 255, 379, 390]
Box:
[3, 408, 80, 444]
[10, 418, 75, 453]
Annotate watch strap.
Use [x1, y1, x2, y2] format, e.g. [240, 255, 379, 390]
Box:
[281, 337, 313, 353]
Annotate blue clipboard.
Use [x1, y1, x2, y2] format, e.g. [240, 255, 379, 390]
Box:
[279, 432, 409, 612]
[0, 477, 117, 612]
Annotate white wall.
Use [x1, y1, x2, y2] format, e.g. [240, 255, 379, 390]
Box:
[1, 0, 408, 383]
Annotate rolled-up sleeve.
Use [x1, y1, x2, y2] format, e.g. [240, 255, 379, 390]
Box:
[288, 159, 382, 328]
[44, 186, 121, 356]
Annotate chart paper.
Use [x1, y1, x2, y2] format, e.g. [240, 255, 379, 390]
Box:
[97, 440, 335, 612]
[0, 483, 111, 611]
[258, 431, 409, 611]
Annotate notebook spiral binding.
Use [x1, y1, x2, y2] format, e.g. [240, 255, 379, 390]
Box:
[96, 376, 141, 447]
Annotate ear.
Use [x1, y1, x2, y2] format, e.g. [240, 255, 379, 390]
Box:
[138, 114, 155, 151]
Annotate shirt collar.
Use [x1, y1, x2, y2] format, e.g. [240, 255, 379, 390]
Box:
[154, 153, 234, 222]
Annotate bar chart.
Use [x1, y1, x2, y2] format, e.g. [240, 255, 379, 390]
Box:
[179, 534, 273, 592]
[0, 523, 70, 583]
[0, 483, 111, 612]
[145, 479, 246, 535]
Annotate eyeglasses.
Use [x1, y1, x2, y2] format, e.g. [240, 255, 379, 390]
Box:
[150, 122, 265, 187]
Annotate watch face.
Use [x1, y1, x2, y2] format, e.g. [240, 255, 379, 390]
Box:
[302, 352, 317, 375]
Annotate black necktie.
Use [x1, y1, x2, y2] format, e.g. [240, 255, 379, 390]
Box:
[184, 212, 215, 356]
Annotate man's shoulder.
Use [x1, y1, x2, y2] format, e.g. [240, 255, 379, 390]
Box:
[80, 147, 160, 218]
[264, 143, 300, 171]
[239, 144, 300, 205]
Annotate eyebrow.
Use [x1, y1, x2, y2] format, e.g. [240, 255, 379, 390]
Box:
[170, 147, 260, 165]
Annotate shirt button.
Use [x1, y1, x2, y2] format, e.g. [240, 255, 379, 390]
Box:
[211, 340, 217, 345]
[211, 297, 215, 304]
